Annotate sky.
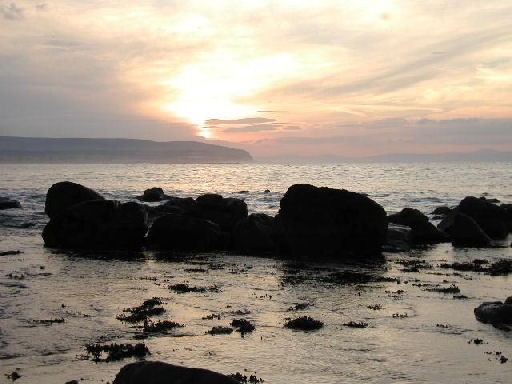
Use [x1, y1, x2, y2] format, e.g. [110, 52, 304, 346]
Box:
[1, 0, 511, 158]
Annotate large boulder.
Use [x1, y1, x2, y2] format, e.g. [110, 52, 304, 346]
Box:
[195, 194, 248, 231]
[388, 208, 448, 244]
[147, 196, 198, 224]
[147, 214, 221, 251]
[113, 361, 238, 384]
[277, 184, 387, 259]
[501, 203, 512, 233]
[43, 200, 148, 250]
[232, 213, 277, 255]
[438, 212, 492, 247]
[431, 206, 453, 217]
[45, 181, 104, 219]
[474, 297, 512, 326]
[0, 197, 21, 210]
[140, 188, 166, 202]
[458, 196, 508, 239]
[383, 223, 412, 252]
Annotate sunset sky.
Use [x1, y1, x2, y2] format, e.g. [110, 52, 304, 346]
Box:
[1, 0, 511, 158]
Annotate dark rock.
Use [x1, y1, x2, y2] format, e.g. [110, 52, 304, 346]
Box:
[438, 213, 492, 247]
[6, 371, 21, 381]
[481, 196, 500, 204]
[388, 208, 448, 244]
[231, 213, 277, 254]
[43, 200, 148, 250]
[459, 196, 508, 239]
[284, 316, 323, 331]
[474, 298, 512, 327]
[113, 361, 238, 384]
[278, 184, 387, 259]
[147, 214, 221, 251]
[148, 197, 198, 223]
[383, 223, 411, 252]
[140, 188, 165, 202]
[431, 206, 453, 217]
[0, 197, 21, 210]
[45, 181, 104, 219]
[0, 250, 22, 256]
[501, 203, 512, 232]
[196, 193, 248, 231]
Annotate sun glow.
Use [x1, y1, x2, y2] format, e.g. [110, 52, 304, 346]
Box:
[162, 51, 300, 138]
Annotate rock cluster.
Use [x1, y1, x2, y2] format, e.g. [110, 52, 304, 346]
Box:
[42, 181, 148, 249]
[42, 182, 389, 260]
[41, 182, 512, 256]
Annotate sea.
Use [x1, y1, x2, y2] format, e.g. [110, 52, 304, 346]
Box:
[0, 162, 511, 383]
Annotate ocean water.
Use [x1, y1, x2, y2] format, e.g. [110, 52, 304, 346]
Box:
[0, 162, 511, 383]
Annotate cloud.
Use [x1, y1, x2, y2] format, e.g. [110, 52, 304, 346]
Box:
[206, 118, 275, 125]
[1, 1, 511, 155]
[224, 124, 278, 133]
[1, 2, 24, 20]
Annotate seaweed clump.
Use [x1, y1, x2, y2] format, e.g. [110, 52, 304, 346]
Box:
[143, 319, 184, 334]
[284, 316, 323, 331]
[231, 319, 255, 335]
[206, 326, 233, 335]
[230, 372, 265, 383]
[343, 321, 369, 328]
[169, 283, 219, 293]
[116, 298, 165, 323]
[85, 343, 149, 362]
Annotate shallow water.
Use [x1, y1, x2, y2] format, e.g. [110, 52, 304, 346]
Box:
[0, 163, 511, 383]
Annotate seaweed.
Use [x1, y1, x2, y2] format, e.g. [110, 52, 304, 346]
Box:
[84, 343, 149, 362]
[284, 316, 323, 331]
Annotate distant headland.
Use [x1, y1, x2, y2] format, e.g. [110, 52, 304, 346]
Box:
[0, 136, 253, 164]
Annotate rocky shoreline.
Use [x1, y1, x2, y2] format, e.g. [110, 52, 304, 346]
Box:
[37, 181, 511, 258]
[2, 181, 512, 383]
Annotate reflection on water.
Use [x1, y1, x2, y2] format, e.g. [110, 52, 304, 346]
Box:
[0, 163, 511, 383]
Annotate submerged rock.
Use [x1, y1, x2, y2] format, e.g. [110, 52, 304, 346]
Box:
[388, 208, 448, 244]
[278, 184, 387, 259]
[113, 361, 238, 384]
[458, 196, 508, 239]
[43, 200, 148, 250]
[0, 197, 21, 210]
[231, 213, 277, 254]
[383, 223, 412, 252]
[474, 297, 512, 329]
[147, 214, 221, 251]
[438, 212, 492, 247]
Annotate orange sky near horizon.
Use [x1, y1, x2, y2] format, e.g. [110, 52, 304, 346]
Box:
[1, 0, 512, 158]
